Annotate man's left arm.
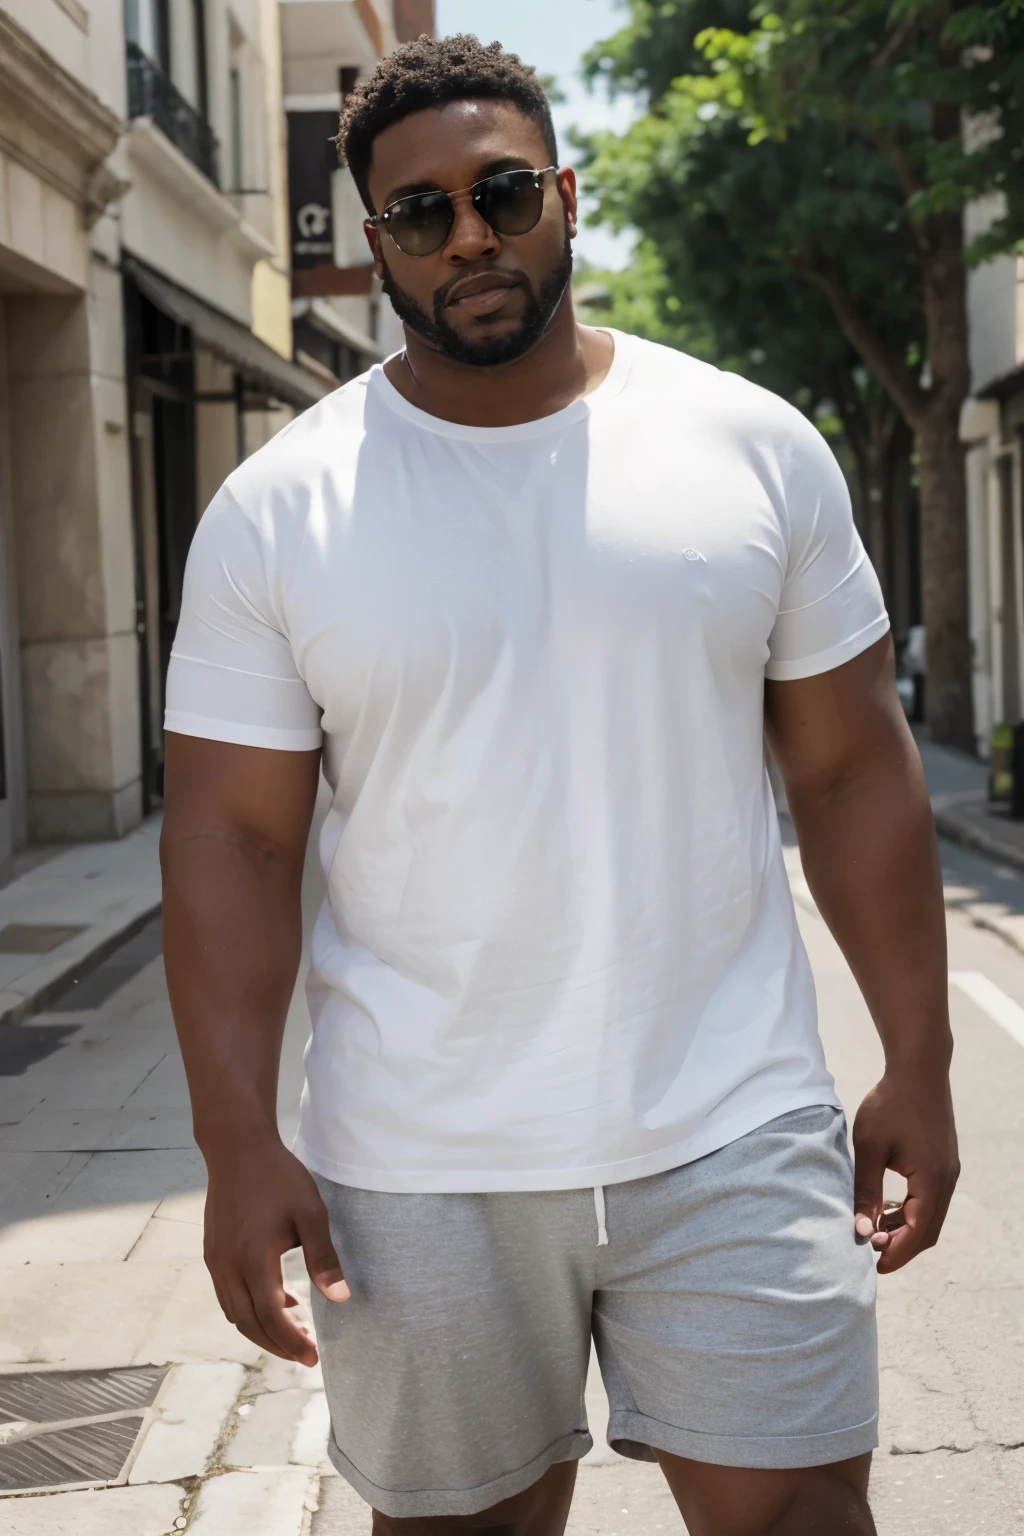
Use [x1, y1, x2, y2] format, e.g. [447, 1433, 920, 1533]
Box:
[765, 634, 959, 1273]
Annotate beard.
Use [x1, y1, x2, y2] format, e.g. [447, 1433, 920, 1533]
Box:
[381, 232, 575, 369]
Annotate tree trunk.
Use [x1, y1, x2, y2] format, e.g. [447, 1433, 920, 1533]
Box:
[884, 416, 916, 638]
[915, 212, 974, 750]
[916, 399, 973, 749]
[800, 209, 975, 747]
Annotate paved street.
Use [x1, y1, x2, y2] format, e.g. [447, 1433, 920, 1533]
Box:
[1, 806, 1023, 1532]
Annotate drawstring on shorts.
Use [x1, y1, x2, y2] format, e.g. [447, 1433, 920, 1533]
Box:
[593, 1185, 609, 1247]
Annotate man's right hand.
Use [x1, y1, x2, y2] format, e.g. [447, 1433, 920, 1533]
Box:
[203, 1137, 349, 1366]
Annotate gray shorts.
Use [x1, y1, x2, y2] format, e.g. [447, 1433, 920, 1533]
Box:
[311, 1106, 878, 1520]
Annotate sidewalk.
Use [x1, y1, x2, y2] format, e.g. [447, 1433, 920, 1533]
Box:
[915, 729, 1024, 956]
[0, 819, 162, 1029]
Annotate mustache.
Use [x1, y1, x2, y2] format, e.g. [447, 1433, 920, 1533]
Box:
[432, 265, 530, 314]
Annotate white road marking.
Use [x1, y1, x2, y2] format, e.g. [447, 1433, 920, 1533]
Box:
[949, 971, 1024, 1051]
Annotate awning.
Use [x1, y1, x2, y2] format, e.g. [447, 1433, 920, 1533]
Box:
[294, 297, 383, 361]
[125, 258, 329, 410]
[978, 363, 1024, 404]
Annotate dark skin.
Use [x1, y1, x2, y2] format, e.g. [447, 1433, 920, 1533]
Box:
[163, 97, 957, 1536]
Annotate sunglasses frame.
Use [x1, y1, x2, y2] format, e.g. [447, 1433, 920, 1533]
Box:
[368, 166, 559, 257]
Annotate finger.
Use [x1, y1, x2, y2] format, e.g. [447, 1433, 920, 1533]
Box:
[297, 1199, 350, 1303]
[876, 1173, 950, 1275]
[220, 1271, 305, 1363]
[247, 1264, 321, 1366]
[852, 1133, 888, 1240]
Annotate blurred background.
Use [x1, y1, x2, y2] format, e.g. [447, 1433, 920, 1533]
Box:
[1, 5, 1023, 1533]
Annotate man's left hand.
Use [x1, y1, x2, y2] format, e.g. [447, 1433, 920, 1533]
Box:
[851, 1068, 959, 1275]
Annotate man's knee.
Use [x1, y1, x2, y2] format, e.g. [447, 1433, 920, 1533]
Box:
[766, 1469, 874, 1536]
[658, 1450, 874, 1536]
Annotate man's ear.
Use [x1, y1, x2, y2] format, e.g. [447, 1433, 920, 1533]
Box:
[364, 221, 385, 277]
[557, 167, 579, 240]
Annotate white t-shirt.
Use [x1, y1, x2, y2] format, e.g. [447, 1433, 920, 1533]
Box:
[166, 331, 888, 1193]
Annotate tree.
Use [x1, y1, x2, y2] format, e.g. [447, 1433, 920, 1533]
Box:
[585, 0, 1024, 748]
[580, 31, 923, 623]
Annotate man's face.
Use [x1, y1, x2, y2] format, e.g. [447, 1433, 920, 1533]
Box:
[364, 100, 577, 368]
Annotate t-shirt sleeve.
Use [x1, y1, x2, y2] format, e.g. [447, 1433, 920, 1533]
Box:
[164, 486, 323, 751]
[766, 421, 890, 681]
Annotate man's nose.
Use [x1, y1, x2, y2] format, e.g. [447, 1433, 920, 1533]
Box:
[443, 190, 499, 263]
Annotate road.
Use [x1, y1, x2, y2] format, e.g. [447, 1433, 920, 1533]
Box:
[0, 820, 1022, 1533]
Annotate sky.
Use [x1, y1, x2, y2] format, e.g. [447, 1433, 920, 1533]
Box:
[433, 1, 639, 269]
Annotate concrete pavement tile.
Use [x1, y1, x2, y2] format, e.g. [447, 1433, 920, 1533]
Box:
[128, 1215, 205, 1263]
[22, 1053, 174, 1111]
[129, 1361, 246, 1484]
[0, 1104, 196, 1151]
[0, 1084, 47, 1122]
[311, 1473, 374, 1533]
[189, 1467, 316, 1534]
[0, 1149, 205, 1264]
[122, 1053, 191, 1110]
[0, 1152, 90, 1224]
[565, 1463, 684, 1535]
[134, 1259, 262, 1366]
[0, 1261, 185, 1366]
[5, 1482, 185, 1535]
[255, 1354, 323, 1394]
[152, 1189, 206, 1226]
[871, 1445, 1024, 1536]
[224, 1386, 310, 1468]
[291, 1390, 332, 1468]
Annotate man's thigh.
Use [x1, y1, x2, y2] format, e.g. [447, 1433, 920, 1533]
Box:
[657, 1451, 874, 1536]
[311, 1178, 596, 1521]
[594, 1108, 879, 1475]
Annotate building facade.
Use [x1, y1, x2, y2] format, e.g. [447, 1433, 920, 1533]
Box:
[0, 1, 131, 862]
[0, 1, 432, 864]
[959, 194, 1024, 758]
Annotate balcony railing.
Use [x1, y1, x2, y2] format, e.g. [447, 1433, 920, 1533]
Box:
[126, 42, 221, 188]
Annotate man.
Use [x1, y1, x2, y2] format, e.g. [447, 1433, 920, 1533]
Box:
[162, 34, 958, 1536]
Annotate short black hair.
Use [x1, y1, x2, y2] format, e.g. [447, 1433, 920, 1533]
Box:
[337, 34, 559, 214]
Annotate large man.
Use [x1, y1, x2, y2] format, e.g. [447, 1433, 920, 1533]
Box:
[162, 34, 958, 1536]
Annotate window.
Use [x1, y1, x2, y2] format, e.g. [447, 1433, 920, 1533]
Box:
[230, 65, 244, 193]
[125, 0, 171, 73]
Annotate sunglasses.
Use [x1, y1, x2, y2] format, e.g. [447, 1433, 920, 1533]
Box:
[369, 167, 558, 257]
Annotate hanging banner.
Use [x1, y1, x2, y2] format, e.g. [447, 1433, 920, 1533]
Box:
[288, 111, 340, 272]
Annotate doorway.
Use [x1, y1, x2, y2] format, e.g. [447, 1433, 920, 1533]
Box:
[125, 279, 198, 812]
[0, 301, 26, 870]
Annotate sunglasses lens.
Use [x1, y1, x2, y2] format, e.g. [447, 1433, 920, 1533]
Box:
[385, 191, 455, 256]
[476, 172, 545, 236]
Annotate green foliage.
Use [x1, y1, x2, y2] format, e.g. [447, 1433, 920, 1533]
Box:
[574, 242, 715, 355]
[578, 3, 924, 434]
[688, 0, 1024, 264]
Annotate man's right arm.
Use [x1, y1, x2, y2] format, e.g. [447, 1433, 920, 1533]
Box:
[161, 732, 349, 1366]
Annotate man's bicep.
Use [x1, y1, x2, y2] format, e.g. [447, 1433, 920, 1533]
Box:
[764, 635, 914, 798]
[162, 733, 321, 869]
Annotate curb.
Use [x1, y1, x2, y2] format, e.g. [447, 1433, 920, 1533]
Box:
[933, 805, 1024, 879]
[0, 900, 162, 1030]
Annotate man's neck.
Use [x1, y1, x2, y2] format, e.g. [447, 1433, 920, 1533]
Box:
[383, 296, 615, 428]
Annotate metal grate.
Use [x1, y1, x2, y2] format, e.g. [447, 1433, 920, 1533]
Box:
[0, 1366, 166, 1494]
[0, 924, 85, 955]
